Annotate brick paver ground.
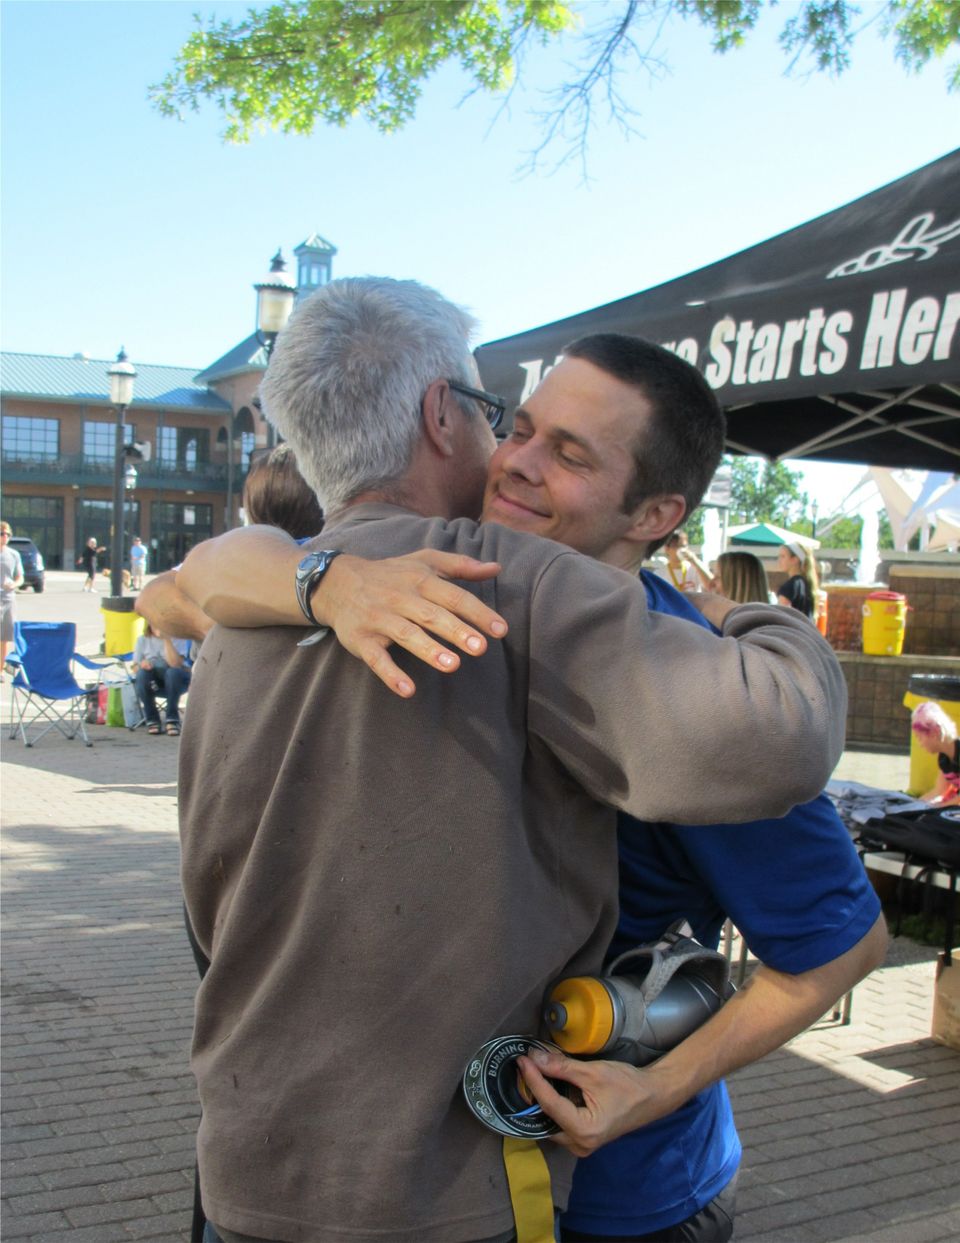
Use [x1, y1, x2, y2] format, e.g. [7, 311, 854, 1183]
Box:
[2, 585, 958, 1240]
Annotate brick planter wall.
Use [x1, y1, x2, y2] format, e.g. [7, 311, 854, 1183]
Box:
[837, 652, 960, 747]
[888, 566, 960, 657]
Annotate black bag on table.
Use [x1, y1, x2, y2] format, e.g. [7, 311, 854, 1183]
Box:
[858, 811, 960, 870]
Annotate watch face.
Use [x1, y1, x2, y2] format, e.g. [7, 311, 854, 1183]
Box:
[297, 551, 331, 581]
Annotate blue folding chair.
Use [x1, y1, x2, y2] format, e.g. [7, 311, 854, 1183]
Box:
[7, 621, 109, 747]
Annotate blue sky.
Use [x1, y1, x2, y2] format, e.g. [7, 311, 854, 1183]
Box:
[2, 0, 957, 511]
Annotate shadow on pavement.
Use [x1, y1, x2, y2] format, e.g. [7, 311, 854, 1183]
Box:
[1, 725, 180, 785]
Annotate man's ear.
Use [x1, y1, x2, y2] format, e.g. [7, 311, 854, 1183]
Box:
[624, 494, 687, 546]
[420, 379, 457, 458]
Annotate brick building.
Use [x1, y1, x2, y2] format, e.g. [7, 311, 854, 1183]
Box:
[1, 234, 336, 573]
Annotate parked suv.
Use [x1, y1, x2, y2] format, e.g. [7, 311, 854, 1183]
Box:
[8, 536, 45, 593]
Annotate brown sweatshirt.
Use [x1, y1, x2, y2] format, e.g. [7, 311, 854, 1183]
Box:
[179, 504, 845, 1243]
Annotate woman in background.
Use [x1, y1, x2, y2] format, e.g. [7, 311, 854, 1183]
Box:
[242, 444, 323, 538]
[776, 540, 819, 618]
[714, 550, 772, 604]
[911, 701, 960, 808]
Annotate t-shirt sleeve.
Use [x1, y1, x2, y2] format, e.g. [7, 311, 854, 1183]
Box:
[671, 794, 881, 973]
[526, 551, 847, 826]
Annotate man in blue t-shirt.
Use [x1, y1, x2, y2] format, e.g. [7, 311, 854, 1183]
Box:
[475, 336, 887, 1242]
[555, 569, 882, 1242]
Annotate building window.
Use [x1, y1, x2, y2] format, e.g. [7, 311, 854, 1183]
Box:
[157, 426, 209, 471]
[83, 420, 135, 464]
[75, 497, 140, 569]
[4, 495, 64, 569]
[151, 501, 213, 572]
[299, 261, 328, 287]
[1, 415, 60, 461]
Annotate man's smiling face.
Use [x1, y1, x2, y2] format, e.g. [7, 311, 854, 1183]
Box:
[481, 356, 655, 561]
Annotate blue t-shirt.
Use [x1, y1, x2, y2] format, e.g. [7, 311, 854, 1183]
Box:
[561, 573, 881, 1237]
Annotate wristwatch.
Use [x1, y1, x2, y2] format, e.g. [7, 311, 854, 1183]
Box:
[295, 549, 343, 626]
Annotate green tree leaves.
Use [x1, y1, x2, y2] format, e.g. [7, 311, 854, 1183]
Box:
[150, 1, 959, 164]
[729, 456, 809, 527]
[150, 1, 574, 143]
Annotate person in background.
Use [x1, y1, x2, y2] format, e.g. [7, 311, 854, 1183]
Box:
[911, 701, 960, 807]
[776, 540, 818, 617]
[129, 536, 147, 590]
[714, 550, 773, 605]
[77, 536, 105, 592]
[1, 521, 24, 675]
[241, 443, 323, 537]
[654, 529, 713, 592]
[132, 621, 194, 736]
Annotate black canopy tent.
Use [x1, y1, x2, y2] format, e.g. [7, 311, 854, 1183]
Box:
[475, 151, 960, 472]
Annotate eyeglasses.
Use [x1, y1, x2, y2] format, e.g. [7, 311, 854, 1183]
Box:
[447, 380, 506, 431]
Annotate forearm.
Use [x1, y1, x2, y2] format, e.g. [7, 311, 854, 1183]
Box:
[178, 527, 305, 627]
[176, 530, 507, 706]
[520, 914, 888, 1154]
[640, 913, 888, 1116]
[137, 571, 214, 642]
[684, 552, 714, 591]
[163, 637, 185, 668]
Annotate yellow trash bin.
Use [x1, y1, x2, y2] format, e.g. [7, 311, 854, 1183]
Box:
[903, 674, 960, 797]
[862, 590, 907, 656]
[100, 598, 144, 657]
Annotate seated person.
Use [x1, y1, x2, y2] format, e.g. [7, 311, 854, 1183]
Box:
[911, 702, 960, 807]
[131, 623, 194, 736]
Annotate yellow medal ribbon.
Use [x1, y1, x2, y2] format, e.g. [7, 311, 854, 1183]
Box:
[502, 1137, 555, 1243]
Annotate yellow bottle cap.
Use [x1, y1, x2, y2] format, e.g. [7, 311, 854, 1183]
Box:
[544, 976, 614, 1054]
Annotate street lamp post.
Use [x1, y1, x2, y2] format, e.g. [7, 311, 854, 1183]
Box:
[107, 348, 136, 598]
[254, 250, 296, 448]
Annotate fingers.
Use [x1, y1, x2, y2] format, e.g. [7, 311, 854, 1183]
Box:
[516, 1050, 652, 1158]
[359, 642, 419, 699]
[321, 552, 510, 696]
[515, 1056, 600, 1157]
[408, 550, 503, 583]
[408, 582, 508, 652]
[399, 556, 508, 642]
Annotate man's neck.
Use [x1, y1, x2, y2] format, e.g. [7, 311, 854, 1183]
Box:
[599, 541, 650, 576]
[330, 472, 464, 525]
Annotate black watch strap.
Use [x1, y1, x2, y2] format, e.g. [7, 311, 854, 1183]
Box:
[295, 550, 343, 626]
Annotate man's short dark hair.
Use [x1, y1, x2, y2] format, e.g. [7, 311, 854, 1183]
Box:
[563, 334, 726, 535]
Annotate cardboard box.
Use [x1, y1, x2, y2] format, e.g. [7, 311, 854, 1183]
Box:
[931, 951, 960, 1051]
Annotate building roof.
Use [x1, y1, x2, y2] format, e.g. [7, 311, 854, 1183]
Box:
[1, 351, 230, 412]
[193, 333, 268, 385]
[295, 233, 337, 255]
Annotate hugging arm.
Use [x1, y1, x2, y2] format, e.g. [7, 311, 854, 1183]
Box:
[518, 913, 888, 1156]
[170, 526, 507, 697]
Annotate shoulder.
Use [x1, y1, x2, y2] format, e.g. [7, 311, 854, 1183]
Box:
[640, 570, 716, 631]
